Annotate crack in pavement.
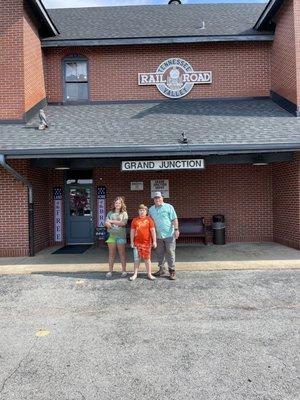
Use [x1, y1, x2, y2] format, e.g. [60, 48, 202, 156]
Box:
[0, 338, 38, 398]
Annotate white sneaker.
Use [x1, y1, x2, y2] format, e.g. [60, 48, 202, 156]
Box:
[147, 274, 156, 281]
[121, 271, 127, 278]
[129, 274, 137, 281]
[106, 271, 112, 278]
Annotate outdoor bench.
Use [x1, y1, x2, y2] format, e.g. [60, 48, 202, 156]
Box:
[126, 217, 207, 245]
[177, 217, 207, 245]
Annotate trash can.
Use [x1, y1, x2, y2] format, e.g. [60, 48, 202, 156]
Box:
[212, 214, 225, 245]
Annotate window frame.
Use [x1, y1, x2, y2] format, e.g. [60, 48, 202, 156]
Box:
[62, 55, 89, 103]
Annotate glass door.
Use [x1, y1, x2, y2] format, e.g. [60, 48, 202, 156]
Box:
[66, 184, 93, 244]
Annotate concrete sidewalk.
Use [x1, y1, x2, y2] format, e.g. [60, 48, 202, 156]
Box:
[0, 242, 299, 274]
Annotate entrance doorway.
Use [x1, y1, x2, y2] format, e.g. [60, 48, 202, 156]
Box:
[65, 173, 94, 244]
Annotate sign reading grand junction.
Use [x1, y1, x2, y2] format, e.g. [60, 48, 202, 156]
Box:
[138, 58, 212, 99]
[122, 159, 205, 171]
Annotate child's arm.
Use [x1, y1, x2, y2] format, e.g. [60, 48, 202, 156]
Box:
[150, 227, 157, 248]
[130, 228, 136, 248]
[108, 212, 128, 227]
[108, 219, 126, 226]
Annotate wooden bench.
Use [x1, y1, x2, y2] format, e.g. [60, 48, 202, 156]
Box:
[178, 217, 207, 245]
[126, 217, 207, 245]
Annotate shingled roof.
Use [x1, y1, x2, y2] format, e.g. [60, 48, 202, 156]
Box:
[1, 99, 300, 158]
[43, 3, 272, 47]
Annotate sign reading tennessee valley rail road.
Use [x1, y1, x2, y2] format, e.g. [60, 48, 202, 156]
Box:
[138, 58, 212, 99]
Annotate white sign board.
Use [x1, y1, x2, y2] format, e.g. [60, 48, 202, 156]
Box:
[122, 159, 204, 171]
[138, 58, 212, 99]
[151, 180, 169, 198]
[131, 182, 144, 191]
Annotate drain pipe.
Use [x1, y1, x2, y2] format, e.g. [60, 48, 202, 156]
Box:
[0, 154, 34, 256]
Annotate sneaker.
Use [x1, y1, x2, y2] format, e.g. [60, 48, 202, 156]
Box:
[169, 270, 176, 280]
[147, 274, 156, 281]
[121, 271, 127, 278]
[153, 269, 167, 277]
[106, 271, 112, 278]
[129, 274, 137, 281]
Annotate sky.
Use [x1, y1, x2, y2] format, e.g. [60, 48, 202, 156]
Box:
[43, 0, 267, 9]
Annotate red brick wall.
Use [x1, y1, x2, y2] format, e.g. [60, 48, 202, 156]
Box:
[94, 163, 274, 243]
[272, 153, 300, 250]
[44, 42, 271, 103]
[0, 1, 46, 121]
[0, 161, 29, 257]
[23, 4, 46, 113]
[0, 161, 65, 257]
[25, 167, 65, 254]
[27, 165, 50, 253]
[294, 0, 300, 106]
[271, 0, 298, 105]
[0, 0, 24, 120]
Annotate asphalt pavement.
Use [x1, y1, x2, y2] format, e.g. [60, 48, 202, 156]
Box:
[0, 269, 299, 400]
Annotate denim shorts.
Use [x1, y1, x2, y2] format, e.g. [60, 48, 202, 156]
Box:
[106, 236, 126, 245]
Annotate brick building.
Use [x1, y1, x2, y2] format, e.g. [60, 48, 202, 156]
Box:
[0, 0, 299, 257]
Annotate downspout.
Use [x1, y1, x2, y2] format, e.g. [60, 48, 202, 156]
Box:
[0, 154, 35, 256]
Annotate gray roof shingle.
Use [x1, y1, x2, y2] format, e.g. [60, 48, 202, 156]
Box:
[1, 99, 300, 157]
[44, 3, 270, 43]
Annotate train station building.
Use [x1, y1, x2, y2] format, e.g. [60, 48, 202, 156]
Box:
[0, 0, 299, 257]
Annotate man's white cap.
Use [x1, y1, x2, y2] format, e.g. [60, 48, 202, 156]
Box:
[153, 191, 163, 198]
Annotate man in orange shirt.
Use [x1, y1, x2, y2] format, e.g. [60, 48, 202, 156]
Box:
[130, 204, 157, 281]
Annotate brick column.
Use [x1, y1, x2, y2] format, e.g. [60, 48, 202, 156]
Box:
[0, 160, 29, 256]
[272, 153, 300, 250]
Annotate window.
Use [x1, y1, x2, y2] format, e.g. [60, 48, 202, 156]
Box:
[69, 187, 91, 216]
[64, 56, 88, 101]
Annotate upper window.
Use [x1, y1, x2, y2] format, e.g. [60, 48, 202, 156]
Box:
[64, 56, 88, 102]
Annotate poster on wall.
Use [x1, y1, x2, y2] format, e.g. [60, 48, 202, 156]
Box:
[53, 187, 63, 242]
[131, 182, 143, 191]
[151, 179, 169, 198]
[97, 186, 107, 240]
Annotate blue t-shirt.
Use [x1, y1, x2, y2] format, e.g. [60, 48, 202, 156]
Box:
[148, 203, 177, 239]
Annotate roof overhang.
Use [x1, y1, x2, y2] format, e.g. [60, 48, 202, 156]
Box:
[30, 152, 294, 169]
[27, 0, 59, 37]
[254, 0, 285, 31]
[3, 143, 300, 159]
[42, 34, 274, 48]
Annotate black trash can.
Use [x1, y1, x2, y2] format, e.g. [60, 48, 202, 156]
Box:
[212, 214, 225, 245]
